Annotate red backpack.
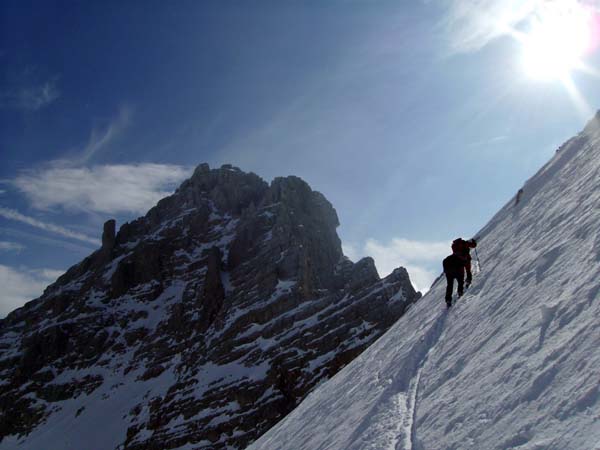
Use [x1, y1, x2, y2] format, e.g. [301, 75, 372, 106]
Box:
[452, 238, 467, 255]
[452, 238, 477, 256]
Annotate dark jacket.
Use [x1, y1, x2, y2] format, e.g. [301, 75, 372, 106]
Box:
[443, 253, 464, 277]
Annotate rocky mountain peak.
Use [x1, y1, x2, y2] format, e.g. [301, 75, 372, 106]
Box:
[0, 163, 420, 450]
[183, 163, 268, 215]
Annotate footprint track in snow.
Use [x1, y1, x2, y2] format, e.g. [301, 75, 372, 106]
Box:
[398, 311, 449, 450]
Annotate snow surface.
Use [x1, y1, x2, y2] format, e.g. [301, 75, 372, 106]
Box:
[249, 123, 600, 448]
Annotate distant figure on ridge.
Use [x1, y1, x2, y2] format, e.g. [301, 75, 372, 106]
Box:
[515, 188, 524, 205]
[442, 238, 477, 308]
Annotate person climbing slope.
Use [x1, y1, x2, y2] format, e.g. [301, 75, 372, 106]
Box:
[451, 238, 477, 288]
[443, 253, 464, 308]
[443, 238, 477, 308]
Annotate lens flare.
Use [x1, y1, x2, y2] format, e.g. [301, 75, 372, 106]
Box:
[521, 2, 592, 80]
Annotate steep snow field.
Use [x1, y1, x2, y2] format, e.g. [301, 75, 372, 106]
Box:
[249, 119, 600, 450]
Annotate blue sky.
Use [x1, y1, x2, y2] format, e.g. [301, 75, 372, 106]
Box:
[2, 0, 600, 314]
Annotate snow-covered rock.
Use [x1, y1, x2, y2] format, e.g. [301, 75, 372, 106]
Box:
[249, 115, 600, 450]
[0, 165, 420, 450]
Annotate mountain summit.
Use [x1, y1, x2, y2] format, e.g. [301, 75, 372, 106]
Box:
[0, 164, 420, 450]
[249, 117, 600, 449]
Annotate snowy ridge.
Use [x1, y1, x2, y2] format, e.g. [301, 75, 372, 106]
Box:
[250, 117, 600, 449]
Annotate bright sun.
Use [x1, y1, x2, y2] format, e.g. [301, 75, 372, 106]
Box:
[521, 2, 592, 80]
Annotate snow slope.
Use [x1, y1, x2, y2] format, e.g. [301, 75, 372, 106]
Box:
[249, 117, 600, 450]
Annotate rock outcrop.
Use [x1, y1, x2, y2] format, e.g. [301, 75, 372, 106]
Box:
[0, 164, 421, 450]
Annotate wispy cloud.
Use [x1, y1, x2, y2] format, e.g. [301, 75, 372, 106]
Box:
[0, 265, 64, 317]
[0, 207, 100, 245]
[0, 227, 95, 254]
[441, 0, 539, 53]
[468, 135, 509, 147]
[344, 237, 450, 292]
[0, 241, 24, 252]
[69, 105, 132, 165]
[0, 79, 60, 110]
[12, 163, 192, 215]
[9, 105, 191, 216]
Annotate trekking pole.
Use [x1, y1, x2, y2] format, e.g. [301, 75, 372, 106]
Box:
[475, 248, 482, 271]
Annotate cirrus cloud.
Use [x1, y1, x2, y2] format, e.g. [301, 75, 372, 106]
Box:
[0, 79, 60, 111]
[0, 241, 25, 252]
[0, 207, 100, 245]
[0, 265, 64, 317]
[67, 105, 132, 165]
[12, 163, 193, 215]
[441, 0, 538, 53]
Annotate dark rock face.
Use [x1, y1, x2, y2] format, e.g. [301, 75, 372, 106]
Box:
[102, 219, 116, 251]
[0, 164, 421, 450]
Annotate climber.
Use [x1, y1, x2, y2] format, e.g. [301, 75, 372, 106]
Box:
[443, 253, 464, 308]
[515, 188, 524, 205]
[451, 238, 477, 288]
[443, 238, 478, 308]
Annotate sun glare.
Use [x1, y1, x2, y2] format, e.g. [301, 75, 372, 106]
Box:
[521, 2, 592, 80]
